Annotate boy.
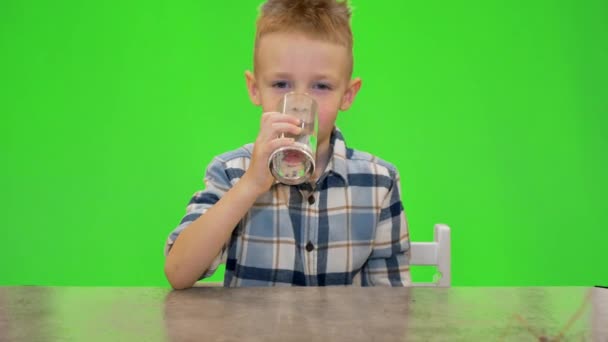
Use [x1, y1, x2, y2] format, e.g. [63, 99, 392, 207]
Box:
[164, 0, 411, 289]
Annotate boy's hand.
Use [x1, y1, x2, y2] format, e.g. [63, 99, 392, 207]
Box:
[243, 111, 302, 195]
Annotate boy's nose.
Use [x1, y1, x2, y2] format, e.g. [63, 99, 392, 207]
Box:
[293, 87, 307, 94]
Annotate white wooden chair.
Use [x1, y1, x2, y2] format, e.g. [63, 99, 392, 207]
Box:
[196, 223, 452, 288]
[410, 223, 451, 287]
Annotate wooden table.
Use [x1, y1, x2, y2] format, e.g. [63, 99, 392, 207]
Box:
[0, 286, 606, 341]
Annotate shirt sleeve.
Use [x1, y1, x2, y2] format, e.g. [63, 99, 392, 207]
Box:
[163, 157, 234, 280]
[361, 170, 412, 286]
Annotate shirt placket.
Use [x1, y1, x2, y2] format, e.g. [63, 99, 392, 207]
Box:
[298, 182, 318, 286]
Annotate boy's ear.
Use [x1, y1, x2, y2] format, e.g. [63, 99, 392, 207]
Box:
[245, 70, 261, 106]
[339, 77, 362, 111]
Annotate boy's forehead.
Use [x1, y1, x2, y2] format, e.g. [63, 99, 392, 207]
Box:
[255, 32, 351, 79]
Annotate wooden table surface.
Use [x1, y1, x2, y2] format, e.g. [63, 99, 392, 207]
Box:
[0, 286, 606, 341]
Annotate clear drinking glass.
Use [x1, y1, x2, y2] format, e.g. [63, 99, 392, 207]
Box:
[268, 92, 318, 185]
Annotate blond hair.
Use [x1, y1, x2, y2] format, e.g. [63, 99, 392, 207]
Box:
[254, 0, 353, 74]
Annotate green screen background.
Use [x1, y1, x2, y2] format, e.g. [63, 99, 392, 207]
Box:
[1, 0, 606, 286]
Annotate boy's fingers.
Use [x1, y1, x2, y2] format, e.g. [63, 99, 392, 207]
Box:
[266, 137, 295, 153]
[261, 111, 280, 124]
[258, 112, 302, 143]
[270, 122, 302, 136]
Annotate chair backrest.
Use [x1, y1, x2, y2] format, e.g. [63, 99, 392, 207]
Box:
[410, 223, 451, 287]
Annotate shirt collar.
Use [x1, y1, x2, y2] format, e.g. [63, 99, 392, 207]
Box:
[325, 127, 349, 184]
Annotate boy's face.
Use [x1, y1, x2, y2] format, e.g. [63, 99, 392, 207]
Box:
[246, 32, 361, 145]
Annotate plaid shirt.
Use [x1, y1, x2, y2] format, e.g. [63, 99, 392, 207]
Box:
[165, 128, 411, 286]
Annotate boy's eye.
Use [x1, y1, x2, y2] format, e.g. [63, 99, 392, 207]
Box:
[313, 83, 332, 91]
[272, 81, 290, 89]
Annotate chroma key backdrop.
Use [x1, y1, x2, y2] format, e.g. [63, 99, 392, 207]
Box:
[1, 0, 607, 286]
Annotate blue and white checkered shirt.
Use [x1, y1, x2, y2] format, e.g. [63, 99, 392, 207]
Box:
[165, 128, 411, 286]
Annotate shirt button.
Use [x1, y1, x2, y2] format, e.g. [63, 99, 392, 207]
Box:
[306, 241, 314, 252]
[308, 195, 315, 205]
